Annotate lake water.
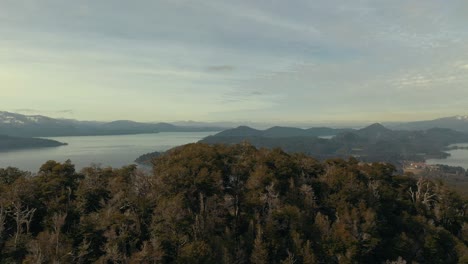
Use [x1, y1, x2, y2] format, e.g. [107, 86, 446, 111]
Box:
[427, 143, 468, 169]
[0, 132, 218, 173]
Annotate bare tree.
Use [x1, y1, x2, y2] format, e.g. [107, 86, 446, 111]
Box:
[408, 178, 438, 208]
[51, 212, 67, 258]
[10, 200, 36, 249]
[26, 240, 44, 264]
[281, 250, 297, 264]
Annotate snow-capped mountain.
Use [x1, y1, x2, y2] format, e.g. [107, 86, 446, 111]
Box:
[455, 115, 468, 121]
[0, 111, 225, 137]
[0, 111, 88, 137]
[0, 111, 64, 126]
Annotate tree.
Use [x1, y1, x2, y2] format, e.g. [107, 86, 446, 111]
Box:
[251, 225, 268, 264]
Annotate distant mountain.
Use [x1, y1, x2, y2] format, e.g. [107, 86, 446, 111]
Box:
[394, 115, 468, 132]
[198, 123, 468, 164]
[357, 123, 391, 134]
[213, 126, 263, 137]
[0, 111, 225, 137]
[136, 125, 352, 164]
[0, 134, 66, 151]
[352, 123, 395, 142]
[171, 121, 265, 128]
[208, 125, 351, 139]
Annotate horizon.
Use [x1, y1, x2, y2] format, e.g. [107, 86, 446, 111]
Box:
[1, 109, 467, 130]
[1, 1, 467, 122]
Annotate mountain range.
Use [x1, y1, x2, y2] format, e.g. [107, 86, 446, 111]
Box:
[209, 125, 352, 138]
[198, 123, 468, 165]
[390, 115, 468, 132]
[174, 115, 468, 132]
[137, 122, 468, 167]
[0, 111, 225, 137]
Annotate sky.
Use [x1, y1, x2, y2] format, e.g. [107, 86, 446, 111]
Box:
[1, 0, 468, 124]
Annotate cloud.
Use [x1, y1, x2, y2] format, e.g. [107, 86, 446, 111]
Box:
[206, 65, 235, 72]
[204, 0, 320, 36]
[12, 109, 74, 116]
[14, 108, 39, 114]
[0, 0, 467, 122]
[55, 109, 74, 114]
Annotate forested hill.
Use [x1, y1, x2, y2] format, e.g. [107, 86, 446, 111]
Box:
[200, 124, 468, 163]
[0, 134, 66, 151]
[0, 143, 467, 263]
[212, 125, 351, 138]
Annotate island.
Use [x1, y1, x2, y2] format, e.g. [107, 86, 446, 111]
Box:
[0, 135, 67, 152]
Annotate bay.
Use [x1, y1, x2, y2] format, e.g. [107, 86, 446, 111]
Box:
[426, 143, 468, 169]
[0, 132, 218, 172]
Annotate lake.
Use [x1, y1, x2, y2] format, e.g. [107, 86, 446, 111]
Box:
[0, 132, 219, 172]
[426, 143, 468, 169]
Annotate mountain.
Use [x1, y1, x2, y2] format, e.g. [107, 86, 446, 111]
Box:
[212, 126, 263, 137]
[0, 134, 67, 151]
[356, 123, 392, 136]
[0, 111, 83, 137]
[207, 125, 351, 139]
[0, 111, 225, 137]
[351, 123, 395, 142]
[137, 125, 351, 164]
[198, 123, 468, 164]
[394, 115, 468, 132]
[99, 120, 174, 134]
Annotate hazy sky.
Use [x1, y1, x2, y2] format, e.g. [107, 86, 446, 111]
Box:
[1, 0, 468, 123]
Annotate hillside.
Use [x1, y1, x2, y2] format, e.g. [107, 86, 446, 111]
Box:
[0, 135, 67, 151]
[1, 144, 466, 263]
[0, 111, 225, 137]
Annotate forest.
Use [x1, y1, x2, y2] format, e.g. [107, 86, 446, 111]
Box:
[0, 143, 467, 263]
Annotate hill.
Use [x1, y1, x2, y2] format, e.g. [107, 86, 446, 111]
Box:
[208, 125, 351, 138]
[394, 115, 468, 132]
[1, 144, 466, 263]
[0, 134, 67, 151]
[135, 125, 353, 164]
[0, 111, 225, 137]
[199, 124, 468, 164]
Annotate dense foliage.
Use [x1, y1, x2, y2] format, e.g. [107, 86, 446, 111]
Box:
[0, 143, 467, 263]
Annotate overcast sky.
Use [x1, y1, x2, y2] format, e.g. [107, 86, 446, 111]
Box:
[1, 0, 467, 123]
